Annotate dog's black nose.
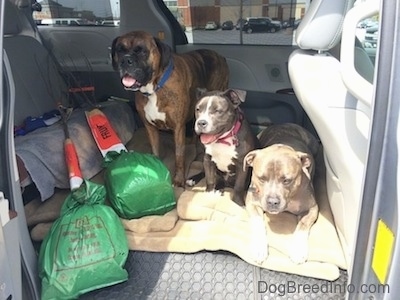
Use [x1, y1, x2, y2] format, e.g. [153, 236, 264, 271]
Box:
[197, 120, 208, 128]
[267, 197, 280, 208]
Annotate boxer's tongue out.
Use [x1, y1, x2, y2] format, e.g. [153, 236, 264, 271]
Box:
[122, 75, 137, 88]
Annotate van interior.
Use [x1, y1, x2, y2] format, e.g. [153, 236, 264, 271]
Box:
[0, 0, 383, 299]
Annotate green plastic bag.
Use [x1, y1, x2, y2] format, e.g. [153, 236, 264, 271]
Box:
[38, 180, 129, 300]
[103, 150, 176, 219]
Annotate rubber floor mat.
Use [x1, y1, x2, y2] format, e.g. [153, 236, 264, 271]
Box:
[80, 251, 348, 300]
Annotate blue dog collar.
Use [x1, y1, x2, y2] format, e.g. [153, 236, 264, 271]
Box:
[142, 59, 174, 97]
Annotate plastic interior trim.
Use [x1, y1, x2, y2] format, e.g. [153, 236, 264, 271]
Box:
[341, 0, 379, 106]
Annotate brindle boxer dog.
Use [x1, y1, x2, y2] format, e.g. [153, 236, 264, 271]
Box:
[111, 31, 229, 186]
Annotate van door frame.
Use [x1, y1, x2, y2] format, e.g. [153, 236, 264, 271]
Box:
[349, 1, 400, 299]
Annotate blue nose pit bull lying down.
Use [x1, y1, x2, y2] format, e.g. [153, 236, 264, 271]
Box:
[244, 123, 320, 264]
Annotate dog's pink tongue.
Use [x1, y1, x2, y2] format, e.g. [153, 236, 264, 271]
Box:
[200, 134, 219, 144]
[122, 75, 136, 88]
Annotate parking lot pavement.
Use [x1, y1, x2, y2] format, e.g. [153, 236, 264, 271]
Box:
[186, 28, 295, 45]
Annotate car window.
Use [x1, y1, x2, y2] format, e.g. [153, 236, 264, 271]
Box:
[32, 0, 305, 45]
[164, 0, 306, 45]
[33, 0, 120, 26]
[357, 14, 379, 64]
[355, 14, 379, 83]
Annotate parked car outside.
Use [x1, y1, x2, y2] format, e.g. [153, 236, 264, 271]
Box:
[221, 20, 234, 30]
[242, 17, 281, 33]
[40, 18, 89, 26]
[204, 21, 218, 30]
[357, 18, 378, 28]
[101, 20, 120, 26]
[364, 25, 378, 48]
[282, 19, 301, 29]
[235, 18, 246, 30]
[293, 19, 301, 29]
[282, 19, 290, 29]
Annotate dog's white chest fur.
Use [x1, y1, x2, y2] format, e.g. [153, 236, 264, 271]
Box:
[141, 84, 166, 125]
[205, 141, 237, 173]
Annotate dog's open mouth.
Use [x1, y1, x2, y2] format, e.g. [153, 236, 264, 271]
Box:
[122, 74, 141, 90]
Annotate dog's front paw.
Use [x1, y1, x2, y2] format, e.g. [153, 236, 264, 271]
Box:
[205, 189, 223, 196]
[186, 172, 205, 187]
[185, 179, 196, 187]
[249, 217, 268, 264]
[288, 231, 309, 264]
[251, 236, 268, 264]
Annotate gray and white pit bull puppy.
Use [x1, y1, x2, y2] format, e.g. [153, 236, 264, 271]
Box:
[243, 123, 320, 264]
[194, 89, 259, 206]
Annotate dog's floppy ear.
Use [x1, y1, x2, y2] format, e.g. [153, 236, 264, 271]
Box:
[297, 152, 314, 179]
[111, 36, 120, 70]
[223, 89, 247, 108]
[154, 37, 172, 70]
[243, 150, 258, 171]
[196, 88, 208, 100]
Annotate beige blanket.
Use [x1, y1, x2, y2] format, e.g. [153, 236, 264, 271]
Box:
[26, 128, 346, 281]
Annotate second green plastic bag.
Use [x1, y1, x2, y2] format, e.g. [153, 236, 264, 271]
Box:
[104, 150, 176, 219]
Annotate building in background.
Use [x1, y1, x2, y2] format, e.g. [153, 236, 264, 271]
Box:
[165, 0, 308, 30]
